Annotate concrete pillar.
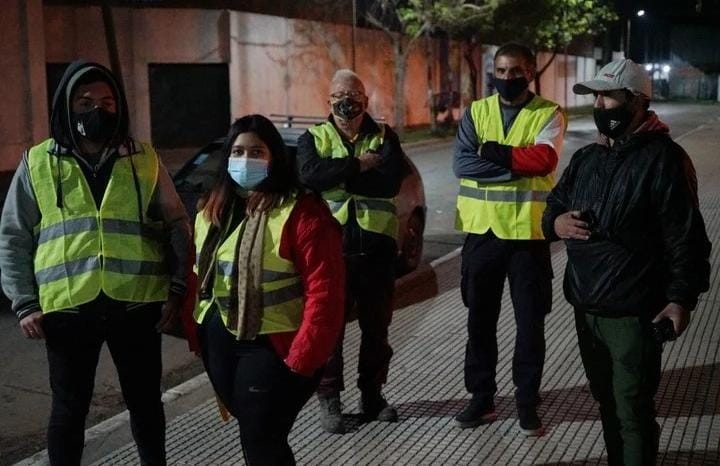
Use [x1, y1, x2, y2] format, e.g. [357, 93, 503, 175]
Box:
[0, 0, 48, 171]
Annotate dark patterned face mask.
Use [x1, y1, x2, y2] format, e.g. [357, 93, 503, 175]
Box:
[72, 107, 117, 143]
[593, 104, 633, 139]
[332, 97, 364, 121]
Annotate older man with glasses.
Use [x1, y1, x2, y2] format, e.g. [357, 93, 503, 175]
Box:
[295, 69, 404, 434]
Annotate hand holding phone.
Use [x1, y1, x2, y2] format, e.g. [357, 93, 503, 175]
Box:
[651, 318, 677, 343]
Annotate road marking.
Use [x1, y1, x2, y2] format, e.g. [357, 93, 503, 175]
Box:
[675, 124, 707, 142]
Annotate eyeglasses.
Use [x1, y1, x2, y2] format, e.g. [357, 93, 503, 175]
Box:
[330, 90, 364, 100]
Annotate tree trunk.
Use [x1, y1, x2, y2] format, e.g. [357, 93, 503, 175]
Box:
[393, 39, 407, 139]
[425, 34, 437, 132]
[454, 39, 462, 122]
[101, 1, 123, 83]
[564, 44, 569, 109]
[535, 50, 558, 97]
[462, 39, 479, 101]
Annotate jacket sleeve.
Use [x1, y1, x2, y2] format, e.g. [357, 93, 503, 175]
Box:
[512, 110, 565, 175]
[0, 153, 42, 319]
[453, 108, 512, 182]
[478, 110, 565, 177]
[653, 147, 709, 310]
[681, 154, 712, 296]
[345, 125, 403, 198]
[297, 130, 360, 192]
[147, 160, 192, 297]
[283, 195, 345, 376]
[542, 148, 581, 242]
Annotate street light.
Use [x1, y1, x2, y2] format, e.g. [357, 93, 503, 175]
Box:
[626, 9, 646, 59]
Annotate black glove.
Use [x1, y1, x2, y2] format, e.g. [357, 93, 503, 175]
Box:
[479, 141, 512, 169]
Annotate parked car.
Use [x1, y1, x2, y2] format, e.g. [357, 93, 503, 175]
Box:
[173, 121, 426, 275]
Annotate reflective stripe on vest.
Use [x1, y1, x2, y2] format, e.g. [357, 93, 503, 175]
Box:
[308, 121, 398, 241]
[455, 94, 559, 240]
[193, 198, 304, 335]
[34, 257, 165, 285]
[27, 139, 169, 313]
[35, 218, 162, 245]
[457, 185, 550, 203]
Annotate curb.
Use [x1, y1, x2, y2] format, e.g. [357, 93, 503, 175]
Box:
[396, 246, 461, 292]
[394, 247, 462, 311]
[401, 137, 454, 150]
[15, 248, 463, 465]
[14, 375, 212, 466]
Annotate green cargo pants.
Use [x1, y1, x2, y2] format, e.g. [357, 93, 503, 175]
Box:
[574, 308, 663, 466]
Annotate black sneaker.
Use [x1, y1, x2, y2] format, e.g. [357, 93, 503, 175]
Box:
[454, 399, 497, 428]
[517, 405, 545, 436]
[359, 393, 398, 422]
[318, 396, 346, 434]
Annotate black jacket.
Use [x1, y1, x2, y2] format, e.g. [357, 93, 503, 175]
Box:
[542, 130, 711, 317]
[296, 114, 403, 258]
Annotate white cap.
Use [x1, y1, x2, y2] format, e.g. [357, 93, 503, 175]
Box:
[573, 59, 652, 99]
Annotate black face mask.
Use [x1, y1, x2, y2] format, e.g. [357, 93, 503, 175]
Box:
[72, 107, 117, 143]
[332, 97, 364, 121]
[593, 105, 634, 139]
[492, 76, 529, 102]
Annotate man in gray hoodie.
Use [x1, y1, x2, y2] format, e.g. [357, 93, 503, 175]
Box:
[0, 61, 190, 465]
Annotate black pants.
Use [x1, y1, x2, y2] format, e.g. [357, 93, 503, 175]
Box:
[460, 232, 552, 408]
[316, 253, 395, 398]
[43, 297, 165, 466]
[199, 308, 320, 466]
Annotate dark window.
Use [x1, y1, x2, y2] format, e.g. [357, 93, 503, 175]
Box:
[148, 63, 230, 148]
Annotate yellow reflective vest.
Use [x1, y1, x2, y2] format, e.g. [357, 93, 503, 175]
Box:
[455, 94, 559, 240]
[27, 138, 169, 313]
[308, 121, 398, 241]
[193, 198, 304, 335]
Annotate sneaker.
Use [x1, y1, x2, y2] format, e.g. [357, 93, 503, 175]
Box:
[359, 393, 398, 422]
[517, 405, 545, 436]
[455, 399, 497, 429]
[318, 396, 346, 434]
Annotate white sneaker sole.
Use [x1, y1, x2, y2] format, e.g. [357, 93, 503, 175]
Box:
[518, 424, 546, 437]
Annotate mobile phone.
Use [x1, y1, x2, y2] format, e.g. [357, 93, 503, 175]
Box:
[652, 318, 677, 343]
[577, 209, 597, 231]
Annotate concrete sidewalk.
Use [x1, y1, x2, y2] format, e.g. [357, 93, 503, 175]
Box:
[84, 241, 719, 465]
[16, 111, 720, 465]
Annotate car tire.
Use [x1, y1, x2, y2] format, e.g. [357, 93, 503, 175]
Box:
[397, 209, 424, 276]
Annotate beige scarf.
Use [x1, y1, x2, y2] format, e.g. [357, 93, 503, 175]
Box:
[226, 210, 266, 340]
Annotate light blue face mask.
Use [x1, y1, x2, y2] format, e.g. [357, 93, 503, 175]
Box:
[227, 157, 269, 190]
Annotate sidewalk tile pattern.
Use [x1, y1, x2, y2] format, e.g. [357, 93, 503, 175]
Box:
[94, 195, 720, 465]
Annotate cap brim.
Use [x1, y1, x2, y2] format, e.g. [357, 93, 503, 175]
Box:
[572, 80, 624, 95]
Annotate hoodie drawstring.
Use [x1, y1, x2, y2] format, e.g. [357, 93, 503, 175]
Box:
[128, 153, 144, 224]
[55, 157, 64, 208]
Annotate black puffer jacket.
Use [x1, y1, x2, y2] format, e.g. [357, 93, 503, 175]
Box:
[542, 126, 711, 317]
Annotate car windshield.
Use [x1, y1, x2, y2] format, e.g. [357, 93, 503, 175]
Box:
[174, 143, 224, 191]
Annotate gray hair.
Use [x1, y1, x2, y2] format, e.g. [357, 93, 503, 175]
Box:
[331, 69, 365, 92]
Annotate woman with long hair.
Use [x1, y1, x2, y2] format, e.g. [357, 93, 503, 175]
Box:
[193, 114, 345, 465]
